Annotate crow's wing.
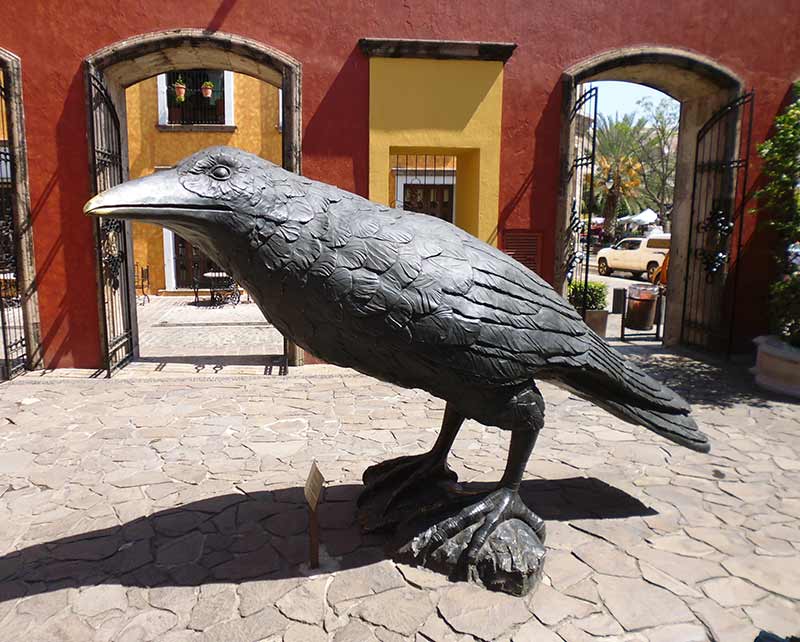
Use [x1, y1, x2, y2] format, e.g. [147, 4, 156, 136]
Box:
[286, 190, 588, 382]
[254, 177, 707, 451]
[258, 181, 663, 392]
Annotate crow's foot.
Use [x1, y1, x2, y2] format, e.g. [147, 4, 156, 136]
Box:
[359, 453, 457, 508]
[394, 487, 547, 595]
[406, 487, 546, 582]
[357, 453, 459, 531]
[362, 453, 457, 488]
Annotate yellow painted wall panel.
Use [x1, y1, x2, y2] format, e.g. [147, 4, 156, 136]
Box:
[126, 73, 281, 291]
[368, 58, 503, 246]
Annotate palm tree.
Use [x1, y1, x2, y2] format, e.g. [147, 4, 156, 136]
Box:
[594, 113, 646, 237]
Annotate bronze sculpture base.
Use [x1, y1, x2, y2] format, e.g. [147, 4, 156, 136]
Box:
[358, 461, 546, 597]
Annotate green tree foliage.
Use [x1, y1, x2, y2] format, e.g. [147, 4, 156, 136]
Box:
[636, 98, 679, 224]
[589, 98, 679, 241]
[756, 86, 800, 346]
[594, 113, 646, 236]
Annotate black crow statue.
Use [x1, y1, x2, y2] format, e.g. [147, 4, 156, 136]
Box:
[85, 146, 709, 592]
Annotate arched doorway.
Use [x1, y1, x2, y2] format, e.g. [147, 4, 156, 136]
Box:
[0, 47, 41, 379]
[83, 29, 302, 374]
[556, 47, 752, 352]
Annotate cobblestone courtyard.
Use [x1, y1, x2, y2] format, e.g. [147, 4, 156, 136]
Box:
[0, 348, 798, 641]
[134, 296, 285, 374]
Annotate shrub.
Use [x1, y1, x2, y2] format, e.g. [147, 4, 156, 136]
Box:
[770, 273, 800, 347]
[756, 83, 800, 347]
[568, 280, 608, 311]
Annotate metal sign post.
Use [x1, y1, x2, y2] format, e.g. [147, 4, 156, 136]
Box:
[304, 460, 325, 569]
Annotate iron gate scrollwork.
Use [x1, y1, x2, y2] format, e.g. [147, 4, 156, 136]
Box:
[88, 72, 134, 375]
[681, 92, 754, 354]
[565, 85, 598, 318]
[0, 78, 26, 379]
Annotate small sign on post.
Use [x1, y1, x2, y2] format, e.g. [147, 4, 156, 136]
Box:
[305, 460, 325, 569]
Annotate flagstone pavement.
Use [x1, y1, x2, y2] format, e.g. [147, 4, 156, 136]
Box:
[0, 348, 798, 641]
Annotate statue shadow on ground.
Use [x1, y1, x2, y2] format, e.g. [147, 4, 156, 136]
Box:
[0, 476, 655, 603]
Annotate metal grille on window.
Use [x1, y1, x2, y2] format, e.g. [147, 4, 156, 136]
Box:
[390, 154, 457, 223]
[166, 70, 226, 125]
[0, 73, 27, 380]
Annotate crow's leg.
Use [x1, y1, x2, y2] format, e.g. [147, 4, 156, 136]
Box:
[408, 386, 546, 579]
[359, 403, 464, 509]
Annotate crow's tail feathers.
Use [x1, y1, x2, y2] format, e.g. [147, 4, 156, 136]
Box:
[555, 334, 710, 453]
[595, 393, 710, 453]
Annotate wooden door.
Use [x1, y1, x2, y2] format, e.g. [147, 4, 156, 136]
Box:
[173, 235, 219, 288]
[403, 184, 454, 222]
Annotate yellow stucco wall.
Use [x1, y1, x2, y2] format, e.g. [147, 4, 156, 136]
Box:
[126, 73, 282, 291]
[368, 58, 504, 245]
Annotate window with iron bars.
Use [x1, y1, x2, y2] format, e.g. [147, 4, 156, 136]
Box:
[164, 70, 227, 125]
[390, 154, 457, 224]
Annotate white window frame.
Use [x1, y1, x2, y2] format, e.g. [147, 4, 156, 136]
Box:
[157, 71, 235, 126]
[394, 168, 457, 225]
[162, 228, 176, 291]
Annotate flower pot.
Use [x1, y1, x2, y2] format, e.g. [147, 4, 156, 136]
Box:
[584, 309, 609, 337]
[174, 84, 186, 100]
[201, 86, 213, 98]
[752, 335, 800, 398]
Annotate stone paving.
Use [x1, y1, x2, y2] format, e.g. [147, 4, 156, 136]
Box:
[0, 348, 798, 641]
[135, 296, 284, 374]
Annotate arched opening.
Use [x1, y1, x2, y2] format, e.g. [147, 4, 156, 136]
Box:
[0, 47, 41, 379]
[84, 30, 303, 374]
[556, 47, 748, 350]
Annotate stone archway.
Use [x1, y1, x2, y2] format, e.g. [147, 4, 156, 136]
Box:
[0, 47, 42, 375]
[555, 46, 742, 347]
[84, 29, 304, 366]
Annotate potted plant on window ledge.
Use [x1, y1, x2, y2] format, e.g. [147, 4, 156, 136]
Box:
[174, 76, 186, 103]
[752, 84, 800, 398]
[568, 280, 609, 337]
[201, 81, 214, 98]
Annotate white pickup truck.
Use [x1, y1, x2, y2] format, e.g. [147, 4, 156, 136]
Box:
[596, 234, 670, 281]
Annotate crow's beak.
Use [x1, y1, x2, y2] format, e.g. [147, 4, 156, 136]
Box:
[83, 169, 227, 222]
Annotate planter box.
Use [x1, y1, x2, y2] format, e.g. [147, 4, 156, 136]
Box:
[585, 309, 609, 337]
[752, 335, 800, 398]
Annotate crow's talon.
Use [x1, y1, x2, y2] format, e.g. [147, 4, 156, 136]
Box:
[362, 454, 419, 486]
[358, 453, 457, 511]
[412, 487, 545, 569]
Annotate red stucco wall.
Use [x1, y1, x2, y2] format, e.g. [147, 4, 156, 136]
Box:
[2, 1, 799, 367]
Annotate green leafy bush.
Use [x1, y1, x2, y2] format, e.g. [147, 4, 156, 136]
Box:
[756, 83, 800, 347]
[568, 280, 608, 311]
[770, 275, 800, 346]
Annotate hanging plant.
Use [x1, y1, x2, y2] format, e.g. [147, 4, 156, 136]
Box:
[174, 75, 187, 104]
[201, 81, 214, 98]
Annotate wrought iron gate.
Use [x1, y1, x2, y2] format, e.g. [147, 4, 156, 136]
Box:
[0, 75, 26, 379]
[565, 85, 598, 317]
[88, 72, 134, 375]
[680, 92, 754, 354]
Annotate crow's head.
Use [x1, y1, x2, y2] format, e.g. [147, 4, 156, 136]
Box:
[84, 146, 282, 230]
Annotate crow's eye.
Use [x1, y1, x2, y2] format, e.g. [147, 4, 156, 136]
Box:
[210, 165, 231, 180]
